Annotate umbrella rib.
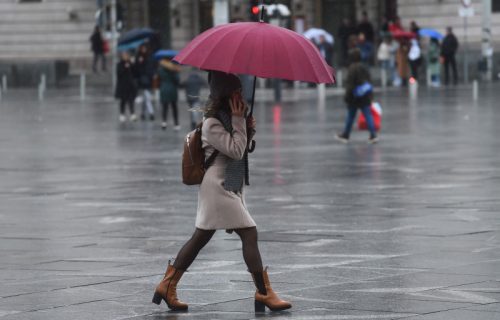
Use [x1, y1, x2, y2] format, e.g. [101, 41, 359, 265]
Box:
[287, 30, 327, 82]
[227, 26, 258, 74]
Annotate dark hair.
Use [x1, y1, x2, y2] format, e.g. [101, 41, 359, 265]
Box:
[204, 96, 231, 118]
[348, 48, 361, 63]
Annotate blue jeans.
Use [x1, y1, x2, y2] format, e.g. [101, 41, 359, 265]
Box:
[342, 105, 376, 138]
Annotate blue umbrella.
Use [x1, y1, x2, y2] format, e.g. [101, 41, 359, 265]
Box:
[117, 38, 148, 51]
[118, 27, 156, 45]
[418, 28, 443, 40]
[154, 49, 179, 60]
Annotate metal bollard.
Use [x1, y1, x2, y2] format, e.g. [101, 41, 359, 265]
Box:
[380, 68, 387, 90]
[336, 69, 343, 88]
[0, 87, 2, 101]
[473, 79, 478, 101]
[2, 75, 7, 92]
[38, 74, 46, 101]
[80, 72, 86, 101]
[41, 74, 46, 91]
[317, 83, 325, 103]
[409, 77, 418, 100]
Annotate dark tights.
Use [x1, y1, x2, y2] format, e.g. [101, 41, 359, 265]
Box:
[162, 101, 178, 125]
[172, 227, 263, 273]
[120, 98, 135, 115]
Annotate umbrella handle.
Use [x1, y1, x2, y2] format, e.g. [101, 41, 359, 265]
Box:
[248, 140, 256, 153]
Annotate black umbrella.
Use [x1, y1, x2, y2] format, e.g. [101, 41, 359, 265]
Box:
[118, 28, 156, 46]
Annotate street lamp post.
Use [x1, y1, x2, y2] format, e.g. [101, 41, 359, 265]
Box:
[482, 0, 493, 81]
[111, 0, 117, 90]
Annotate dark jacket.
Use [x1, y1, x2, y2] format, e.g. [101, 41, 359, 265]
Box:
[134, 53, 155, 89]
[115, 60, 137, 100]
[441, 34, 459, 57]
[90, 31, 103, 54]
[158, 63, 180, 103]
[344, 62, 372, 108]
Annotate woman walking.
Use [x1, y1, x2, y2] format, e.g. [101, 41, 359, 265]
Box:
[157, 58, 181, 130]
[152, 71, 291, 312]
[115, 51, 137, 122]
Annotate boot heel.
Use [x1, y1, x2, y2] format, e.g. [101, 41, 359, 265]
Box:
[152, 292, 163, 305]
[255, 300, 266, 312]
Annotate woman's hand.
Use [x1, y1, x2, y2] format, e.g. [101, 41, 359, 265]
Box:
[229, 92, 247, 117]
[247, 116, 256, 130]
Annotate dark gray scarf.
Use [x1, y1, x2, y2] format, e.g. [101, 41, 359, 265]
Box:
[215, 110, 249, 192]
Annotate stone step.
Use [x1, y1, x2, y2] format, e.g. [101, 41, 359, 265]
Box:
[0, 1, 96, 12]
[0, 9, 96, 23]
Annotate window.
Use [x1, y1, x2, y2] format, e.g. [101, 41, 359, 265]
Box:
[493, 0, 500, 13]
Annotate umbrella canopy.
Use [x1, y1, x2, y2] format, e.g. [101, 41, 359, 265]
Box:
[118, 27, 156, 45]
[117, 38, 147, 51]
[418, 28, 443, 40]
[174, 22, 335, 84]
[391, 30, 416, 40]
[266, 4, 291, 16]
[154, 49, 179, 60]
[303, 28, 334, 44]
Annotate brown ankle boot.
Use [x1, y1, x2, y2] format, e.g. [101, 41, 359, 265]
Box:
[152, 261, 188, 310]
[251, 267, 291, 312]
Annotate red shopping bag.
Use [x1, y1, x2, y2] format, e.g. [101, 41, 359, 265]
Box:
[102, 40, 110, 54]
[358, 102, 382, 131]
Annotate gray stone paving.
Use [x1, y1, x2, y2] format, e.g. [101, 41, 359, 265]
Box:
[1, 84, 500, 320]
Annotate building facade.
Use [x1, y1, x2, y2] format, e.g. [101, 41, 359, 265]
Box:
[1, 0, 499, 85]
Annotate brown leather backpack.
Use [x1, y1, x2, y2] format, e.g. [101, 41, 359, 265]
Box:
[182, 122, 218, 185]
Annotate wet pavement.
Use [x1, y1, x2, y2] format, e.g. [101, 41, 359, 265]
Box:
[1, 84, 500, 320]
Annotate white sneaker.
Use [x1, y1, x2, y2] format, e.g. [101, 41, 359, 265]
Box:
[119, 114, 126, 123]
[161, 122, 167, 130]
[174, 125, 181, 131]
[334, 134, 349, 144]
[368, 136, 379, 144]
[130, 114, 137, 121]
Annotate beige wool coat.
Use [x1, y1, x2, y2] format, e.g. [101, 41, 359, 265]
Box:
[195, 115, 256, 230]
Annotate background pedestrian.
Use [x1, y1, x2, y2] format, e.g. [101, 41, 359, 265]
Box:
[335, 49, 378, 144]
[396, 39, 411, 86]
[134, 44, 156, 121]
[377, 35, 399, 86]
[115, 51, 137, 122]
[338, 18, 357, 67]
[427, 38, 441, 87]
[90, 26, 106, 73]
[441, 26, 459, 85]
[157, 58, 181, 130]
[408, 38, 422, 81]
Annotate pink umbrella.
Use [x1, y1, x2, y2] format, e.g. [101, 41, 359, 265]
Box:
[174, 20, 335, 115]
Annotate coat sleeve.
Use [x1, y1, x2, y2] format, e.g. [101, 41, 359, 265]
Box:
[203, 117, 247, 160]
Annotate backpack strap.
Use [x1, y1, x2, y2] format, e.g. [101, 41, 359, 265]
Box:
[198, 120, 219, 169]
[204, 150, 219, 169]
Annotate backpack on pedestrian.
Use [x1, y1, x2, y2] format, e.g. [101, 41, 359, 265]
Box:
[182, 122, 218, 185]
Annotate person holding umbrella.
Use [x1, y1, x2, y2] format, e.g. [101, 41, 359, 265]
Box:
[157, 57, 181, 130]
[152, 71, 292, 312]
[152, 17, 333, 313]
[134, 44, 156, 121]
